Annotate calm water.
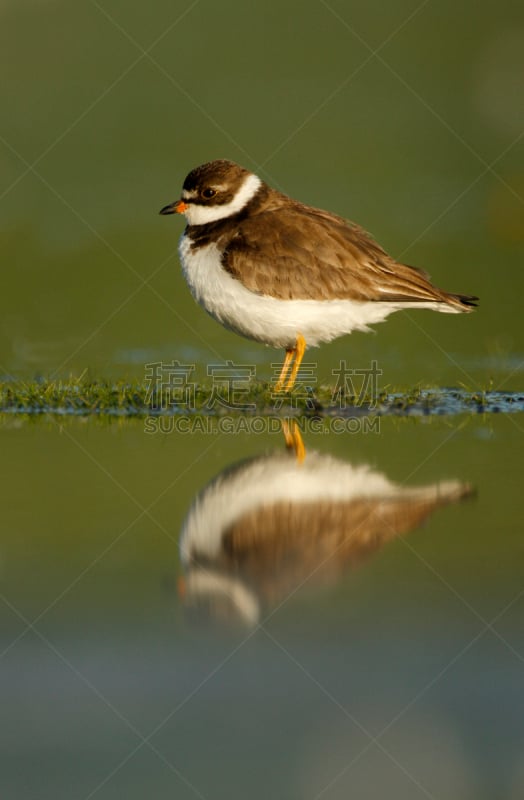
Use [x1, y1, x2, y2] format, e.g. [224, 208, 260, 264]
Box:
[1, 416, 523, 799]
[1, 1, 523, 798]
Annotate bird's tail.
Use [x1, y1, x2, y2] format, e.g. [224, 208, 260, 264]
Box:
[445, 292, 479, 312]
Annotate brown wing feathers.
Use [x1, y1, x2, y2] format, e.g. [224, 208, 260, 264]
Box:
[222, 197, 477, 310]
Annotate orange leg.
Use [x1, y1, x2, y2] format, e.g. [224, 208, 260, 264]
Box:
[285, 333, 307, 391]
[274, 347, 294, 393]
[281, 419, 294, 448]
[291, 422, 306, 463]
[281, 419, 306, 463]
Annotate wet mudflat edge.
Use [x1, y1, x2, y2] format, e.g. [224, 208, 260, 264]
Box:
[0, 380, 523, 419]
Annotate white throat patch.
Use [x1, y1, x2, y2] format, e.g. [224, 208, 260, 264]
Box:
[183, 173, 262, 226]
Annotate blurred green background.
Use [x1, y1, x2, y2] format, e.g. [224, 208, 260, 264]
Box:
[1, 3, 523, 799]
[1, 0, 523, 387]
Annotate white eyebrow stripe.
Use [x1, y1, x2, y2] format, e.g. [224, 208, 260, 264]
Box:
[183, 174, 262, 226]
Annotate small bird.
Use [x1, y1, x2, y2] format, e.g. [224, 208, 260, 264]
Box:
[160, 160, 477, 390]
[178, 447, 473, 627]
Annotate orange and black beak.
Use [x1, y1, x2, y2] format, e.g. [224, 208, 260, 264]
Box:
[159, 199, 188, 216]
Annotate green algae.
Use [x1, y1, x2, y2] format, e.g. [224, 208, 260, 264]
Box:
[0, 378, 523, 420]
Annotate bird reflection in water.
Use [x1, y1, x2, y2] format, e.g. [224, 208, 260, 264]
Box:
[178, 429, 473, 628]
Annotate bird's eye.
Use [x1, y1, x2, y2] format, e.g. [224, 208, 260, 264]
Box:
[202, 187, 216, 199]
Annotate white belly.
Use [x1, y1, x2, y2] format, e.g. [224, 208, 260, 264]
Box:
[180, 453, 397, 563]
[178, 235, 444, 349]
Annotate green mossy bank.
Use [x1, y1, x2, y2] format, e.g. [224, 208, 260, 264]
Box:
[0, 378, 522, 419]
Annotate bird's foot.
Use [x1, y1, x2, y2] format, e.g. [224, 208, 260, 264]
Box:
[274, 334, 307, 393]
[281, 419, 306, 463]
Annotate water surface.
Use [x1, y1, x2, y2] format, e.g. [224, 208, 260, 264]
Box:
[1, 416, 522, 799]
